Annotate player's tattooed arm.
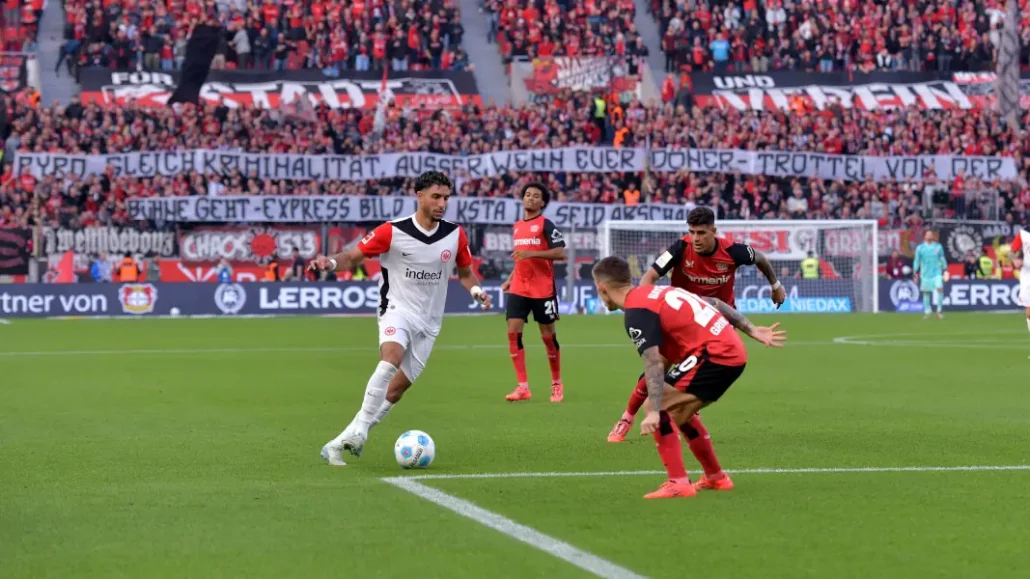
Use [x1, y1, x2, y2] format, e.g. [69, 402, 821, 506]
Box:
[752, 249, 786, 308]
[703, 296, 756, 336]
[703, 296, 787, 348]
[753, 249, 778, 286]
[640, 346, 666, 410]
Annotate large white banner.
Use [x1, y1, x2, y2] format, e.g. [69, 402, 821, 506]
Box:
[15, 147, 1017, 182]
[125, 195, 698, 228]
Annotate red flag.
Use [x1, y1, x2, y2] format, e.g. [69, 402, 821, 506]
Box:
[54, 250, 75, 283]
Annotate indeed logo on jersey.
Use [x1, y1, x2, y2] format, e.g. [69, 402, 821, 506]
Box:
[404, 268, 445, 285]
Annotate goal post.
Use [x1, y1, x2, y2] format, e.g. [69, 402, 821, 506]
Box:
[599, 219, 880, 313]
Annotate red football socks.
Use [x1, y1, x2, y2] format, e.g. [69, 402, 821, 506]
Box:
[507, 332, 529, 387]
[624, 376, 648, 418]
[541, 334, 561, 384]
[684, 414, 724, 479]
[653, 411, 689, 483]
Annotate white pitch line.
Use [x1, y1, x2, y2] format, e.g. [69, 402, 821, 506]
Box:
[0, 318, 10, 325]
[0, 341, 838, 358]
[382, 477, 646, 579]
[404, 464, 1030, 481]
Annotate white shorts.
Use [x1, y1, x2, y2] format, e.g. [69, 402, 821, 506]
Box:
[378, 310, 438, 382]
[1021, 280, 1030, 308]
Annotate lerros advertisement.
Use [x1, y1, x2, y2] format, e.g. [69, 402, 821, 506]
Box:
[880, 279, 1025, 313]
[0, 280, 858, 318]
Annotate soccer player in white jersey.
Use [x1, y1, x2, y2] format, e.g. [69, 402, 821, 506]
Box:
[1010, 229, 1030, 350]
[309, 171, 492, 466]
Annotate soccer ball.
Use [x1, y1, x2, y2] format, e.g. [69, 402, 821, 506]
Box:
[170, 307, 181, 317]
[394, 430, 436, 469]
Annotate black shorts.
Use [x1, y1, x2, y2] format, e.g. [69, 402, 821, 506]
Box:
[664, 354, 745, 403]
[506, 293, 559, 324]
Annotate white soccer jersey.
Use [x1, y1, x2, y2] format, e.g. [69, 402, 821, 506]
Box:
[358, 215, 473, 332]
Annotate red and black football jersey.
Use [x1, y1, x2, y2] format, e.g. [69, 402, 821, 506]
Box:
[623, 285, 748, 366]
[510, 215, 565, 299]
[651, 237, 756, 308]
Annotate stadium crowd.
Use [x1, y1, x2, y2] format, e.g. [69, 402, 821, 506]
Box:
[56, 0, 472, 75]
[651, 0, 1030, 73]
[39, 0, 1030, 76]
[483, 0, 650, 63]
[2, 87, 1029, 230]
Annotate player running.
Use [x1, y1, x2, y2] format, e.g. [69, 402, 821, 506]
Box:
[310, 171, 492, 466]
[1009, 228, 1029, 351]
[607, 206, 785, 456]
[913, 230, 947, 320]
[592, 256, 786, 499]
[500, 182, 567, 403]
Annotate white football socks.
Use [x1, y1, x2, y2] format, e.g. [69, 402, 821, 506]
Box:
[353, 361, 398, 431]
[1026, 317, 1030, 333]
[370, 401, 395, 430]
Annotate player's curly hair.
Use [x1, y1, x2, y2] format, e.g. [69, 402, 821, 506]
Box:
[687, 206, 716, 227]
[415, 171, 453, 193]
[592, 256, 633, 287]
[521, 182, 551, 208]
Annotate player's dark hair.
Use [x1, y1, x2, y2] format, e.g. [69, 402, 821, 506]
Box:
[686, 206, 716, 227]
[521, 182, 551, 208]
[415, 171, 453, 193]
[592, 256, 633, 287]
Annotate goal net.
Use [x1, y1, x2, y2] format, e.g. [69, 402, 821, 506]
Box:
[599, 219, 879, 313]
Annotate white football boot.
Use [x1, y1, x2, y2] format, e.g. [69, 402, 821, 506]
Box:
[320, 442, 347, 467]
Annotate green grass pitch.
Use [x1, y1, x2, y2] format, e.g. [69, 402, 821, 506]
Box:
[2, 313, 1029, 578]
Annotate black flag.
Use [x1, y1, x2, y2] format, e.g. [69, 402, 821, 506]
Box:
[167, 24, 222, 106]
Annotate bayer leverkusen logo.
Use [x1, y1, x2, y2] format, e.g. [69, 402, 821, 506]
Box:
[119, 284, 158, 315]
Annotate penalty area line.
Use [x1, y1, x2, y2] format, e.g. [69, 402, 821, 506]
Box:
[403, 464, 1030, 481]
[382, 476, 646, 579]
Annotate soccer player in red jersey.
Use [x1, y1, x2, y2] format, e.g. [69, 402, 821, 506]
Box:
[592, 256, 786, 498]
[606, 206, 786, 491]
[501, 182, 567, 402]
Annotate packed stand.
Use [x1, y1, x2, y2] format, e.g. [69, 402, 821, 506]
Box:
[2, 89, 1030, 230]
[2, 0, 42, 50]
[482, 0, 650, 64]
[55, 0, 472, 77]
[650, 0, 1030, 74]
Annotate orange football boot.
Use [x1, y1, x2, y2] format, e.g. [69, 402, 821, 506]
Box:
[644, 481, 697, 499]
[505, 385, 531, 402]
[550, 383, 564, 402]
[693, 474, 734, 491]
[607, 419, 633, 443]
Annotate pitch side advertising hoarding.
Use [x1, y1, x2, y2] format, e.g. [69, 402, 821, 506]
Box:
[0, 280, 857, 318]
